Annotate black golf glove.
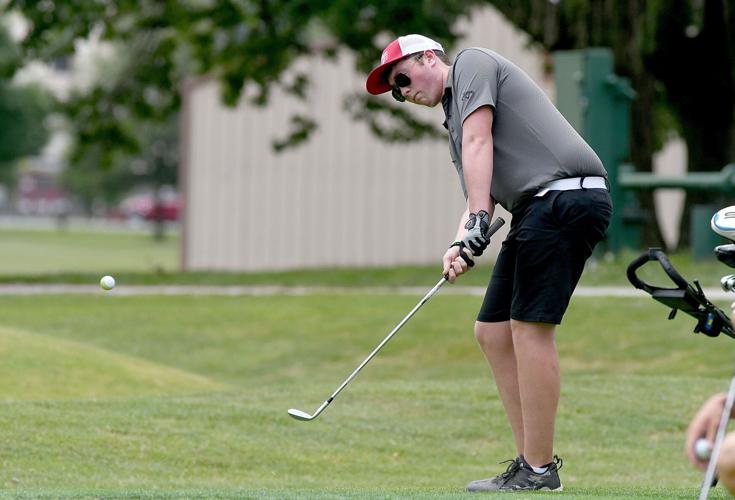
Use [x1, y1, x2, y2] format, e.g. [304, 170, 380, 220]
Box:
[462, 210, 491, 256]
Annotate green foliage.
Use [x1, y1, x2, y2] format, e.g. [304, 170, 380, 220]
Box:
[6, 0, 481, 158]
[6, 0, 734, 236]
[61, 111, 179, 214]
[491, 0, 735, 171]
[0, 24, 49, 175]
[0, 20, 20, 76]
[0, 81, 49, 163]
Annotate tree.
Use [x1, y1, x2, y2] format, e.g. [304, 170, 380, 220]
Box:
[6, 0, 478, 239]
[61, 113, 178, 240]
[478, 0, 735, 247]
[7, 0, 734, 248]
[5, 1, 476, 153]
[0, 22, 48, 185]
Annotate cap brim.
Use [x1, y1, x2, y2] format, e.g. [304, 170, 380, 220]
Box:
[366, 60, 397, 95]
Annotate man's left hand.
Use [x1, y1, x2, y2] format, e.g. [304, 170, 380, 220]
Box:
[462, 210, 491, 256]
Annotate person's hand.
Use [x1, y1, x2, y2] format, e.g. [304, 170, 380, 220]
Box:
[686, 393, 728, 469]
[462, 210, 491, 256]
[442, 244, 472, 283]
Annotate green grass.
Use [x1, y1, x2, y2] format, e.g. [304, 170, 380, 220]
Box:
[0, 227, 730, 288]
[0, 293, 733, 497]
[0, 227, 178, 275]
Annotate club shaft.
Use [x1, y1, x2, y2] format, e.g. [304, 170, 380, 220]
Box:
[321, 277, 447, 410]
[700, 373, 735, 500]
[297, 216, 506, 420]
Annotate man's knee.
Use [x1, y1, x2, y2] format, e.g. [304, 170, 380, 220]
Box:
[474, 321, 511, 349]
[510, 320, 556, 345]
[718, 432, 735, 494]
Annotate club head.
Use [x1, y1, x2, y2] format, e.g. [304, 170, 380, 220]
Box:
[287, 408, 314, 421]
[716, 244, 735, 268]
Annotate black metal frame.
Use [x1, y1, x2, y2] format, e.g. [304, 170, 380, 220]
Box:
[627, 248, 735, 340]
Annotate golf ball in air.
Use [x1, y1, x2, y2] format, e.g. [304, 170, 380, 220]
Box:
[100, 275, 116, 291]
[695, 438, 713, 461]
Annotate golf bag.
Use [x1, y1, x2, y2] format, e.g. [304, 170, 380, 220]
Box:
[627, 247, 735, 340]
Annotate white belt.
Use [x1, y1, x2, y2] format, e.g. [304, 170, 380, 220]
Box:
[535, 176, 607, 197]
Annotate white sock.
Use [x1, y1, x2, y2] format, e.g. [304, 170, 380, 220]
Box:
[530, 464, 549, 474]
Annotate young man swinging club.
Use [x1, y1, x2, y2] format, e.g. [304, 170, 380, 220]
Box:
[366, 34, 612, 492]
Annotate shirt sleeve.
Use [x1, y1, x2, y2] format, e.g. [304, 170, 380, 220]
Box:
[452, 49, 499, 125]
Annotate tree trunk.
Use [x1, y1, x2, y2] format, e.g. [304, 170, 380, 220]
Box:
[621, 0, 666, 248]
[152, 185, 165, 242]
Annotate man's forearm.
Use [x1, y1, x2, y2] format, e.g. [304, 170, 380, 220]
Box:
[463, 136, 493, 214]
[461, 105, 495, 214]
[454, 207, 470, 241]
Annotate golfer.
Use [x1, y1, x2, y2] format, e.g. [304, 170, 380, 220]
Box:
[366, 35, 612, 492]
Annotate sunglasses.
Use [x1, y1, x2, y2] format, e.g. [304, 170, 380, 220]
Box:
[391, 75, 410, 102]
[390, 54, 422, 102]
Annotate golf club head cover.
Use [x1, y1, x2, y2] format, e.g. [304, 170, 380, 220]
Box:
[449, 241, 475, 268]
[712, 206, 735, 241]
[462, 210, 491, 256]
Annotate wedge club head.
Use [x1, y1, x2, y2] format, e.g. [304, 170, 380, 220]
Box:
[287, 409, 314, 421]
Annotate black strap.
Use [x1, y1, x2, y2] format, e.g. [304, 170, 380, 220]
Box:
[457, 241, 475, 268]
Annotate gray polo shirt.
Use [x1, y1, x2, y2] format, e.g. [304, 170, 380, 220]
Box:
[441, 48, 607, 212]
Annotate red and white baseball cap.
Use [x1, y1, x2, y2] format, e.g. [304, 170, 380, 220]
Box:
[366, 34, 445, 95]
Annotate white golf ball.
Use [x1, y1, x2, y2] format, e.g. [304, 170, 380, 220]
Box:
[100, 275, 116, 291]
[695, 438, 713, 461]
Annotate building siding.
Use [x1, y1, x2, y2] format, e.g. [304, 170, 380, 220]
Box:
[181, 6, 552, 270]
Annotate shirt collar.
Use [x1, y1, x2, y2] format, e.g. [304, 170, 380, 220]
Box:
[441, 66, 453, 129]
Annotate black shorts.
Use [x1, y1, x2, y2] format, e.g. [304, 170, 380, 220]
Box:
[477, 188, 612, 325]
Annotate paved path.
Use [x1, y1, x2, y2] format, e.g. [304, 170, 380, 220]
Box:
[0, 284, 732, 300]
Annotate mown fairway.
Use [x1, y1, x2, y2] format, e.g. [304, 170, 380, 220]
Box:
[0, 292, 733, 498]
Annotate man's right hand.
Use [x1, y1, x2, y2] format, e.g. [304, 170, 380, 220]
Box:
[442, 244, 473, 283]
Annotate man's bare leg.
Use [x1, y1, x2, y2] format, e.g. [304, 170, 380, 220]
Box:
[510, 319, 559, 468]
[475, 320, 524, 454]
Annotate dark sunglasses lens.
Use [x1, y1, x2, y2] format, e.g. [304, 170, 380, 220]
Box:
[394, 73, 411, 88]
[391, 86, 405, 102]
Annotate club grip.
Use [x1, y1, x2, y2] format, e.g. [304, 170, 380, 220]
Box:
[486, 217, 506, 237]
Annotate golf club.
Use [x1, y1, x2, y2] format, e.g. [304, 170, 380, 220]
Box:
[699, 372, 735, 500]
[287, 216, 506, 422]
[716, 244, 735, 269]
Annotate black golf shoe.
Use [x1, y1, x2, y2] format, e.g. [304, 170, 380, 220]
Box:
[498, 455, 563, 492]
[466, 456, 521, 492]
